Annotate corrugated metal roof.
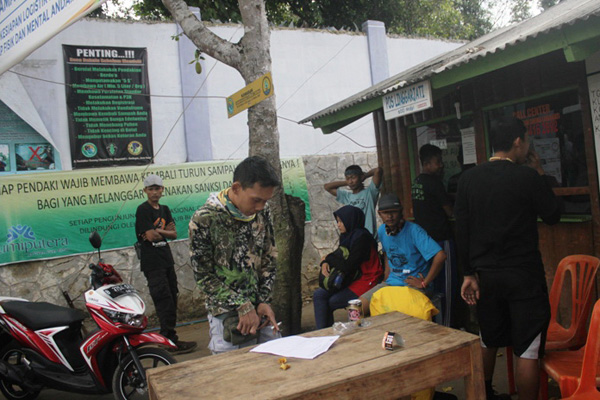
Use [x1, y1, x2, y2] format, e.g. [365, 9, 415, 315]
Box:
[300, 0, 600, 124]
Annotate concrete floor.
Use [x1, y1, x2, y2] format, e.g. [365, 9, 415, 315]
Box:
[4, 302, 562, 400]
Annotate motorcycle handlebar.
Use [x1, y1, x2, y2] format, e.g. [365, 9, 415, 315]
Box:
[88, 262, 123, 289]
[89, 263, 103, 275]
[89, 263, 106, 289]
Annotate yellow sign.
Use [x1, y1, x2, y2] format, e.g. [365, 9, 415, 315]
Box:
[226, 72, 274, 118]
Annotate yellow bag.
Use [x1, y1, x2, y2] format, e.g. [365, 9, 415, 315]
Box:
[370, 286, 439, 400]
[370, 286, 439, 321]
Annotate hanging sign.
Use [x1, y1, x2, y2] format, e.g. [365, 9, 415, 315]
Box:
[226, 72, 273, 118]
[382, 80, 432, 121]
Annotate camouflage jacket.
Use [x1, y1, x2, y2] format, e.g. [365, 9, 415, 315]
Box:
[188, 192, 277, 316]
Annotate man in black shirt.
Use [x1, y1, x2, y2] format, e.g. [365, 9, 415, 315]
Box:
[412, 144, 456, 327]
[412, 144, 453, 241]
[135, 174, 197, 354]
[455, 116, 560, 400]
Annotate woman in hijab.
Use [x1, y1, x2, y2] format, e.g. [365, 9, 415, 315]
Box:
[313, 205, 383, 329]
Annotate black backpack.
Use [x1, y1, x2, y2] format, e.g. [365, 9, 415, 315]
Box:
[318, 246, 361, 293]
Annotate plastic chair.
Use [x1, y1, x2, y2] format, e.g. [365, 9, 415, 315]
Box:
[540, 299, 600, 399]
[507, 255, 600, 395]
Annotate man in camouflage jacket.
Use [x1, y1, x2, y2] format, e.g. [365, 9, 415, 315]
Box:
[189, 156, 281, 353]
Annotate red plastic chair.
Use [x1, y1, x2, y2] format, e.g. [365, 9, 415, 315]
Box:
[546, 255, 600, 350]
[507, 255, 600, 396]
[540, 299, 600, 399]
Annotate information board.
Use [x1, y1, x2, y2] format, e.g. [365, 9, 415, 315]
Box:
[63, 45, 153, 168]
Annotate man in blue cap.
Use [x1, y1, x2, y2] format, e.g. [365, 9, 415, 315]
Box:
[360, 193, 446, 314]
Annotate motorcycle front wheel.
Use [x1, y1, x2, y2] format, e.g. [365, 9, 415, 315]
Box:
[111, 347, 176, 400]
[0, 341, 40, 400]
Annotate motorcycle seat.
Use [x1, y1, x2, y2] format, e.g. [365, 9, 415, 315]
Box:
[2, 301, 87, 330]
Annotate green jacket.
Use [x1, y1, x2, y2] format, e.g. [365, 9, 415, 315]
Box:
[189, 192, 277, 316]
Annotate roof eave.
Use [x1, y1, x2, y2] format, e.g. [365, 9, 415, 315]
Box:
[305, 11, 600, 134]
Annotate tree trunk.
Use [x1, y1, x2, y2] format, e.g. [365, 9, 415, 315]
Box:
[161, 0, 304, 334]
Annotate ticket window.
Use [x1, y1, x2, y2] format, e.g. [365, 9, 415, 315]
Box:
[485, 89, 590, 215]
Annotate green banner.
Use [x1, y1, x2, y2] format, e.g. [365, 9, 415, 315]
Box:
[0, 158, 310, 266]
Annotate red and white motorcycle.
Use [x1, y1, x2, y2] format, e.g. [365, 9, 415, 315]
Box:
[0, 231, 177, 400]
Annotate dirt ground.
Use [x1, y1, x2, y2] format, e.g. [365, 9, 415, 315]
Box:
[9, 301, 562, 400]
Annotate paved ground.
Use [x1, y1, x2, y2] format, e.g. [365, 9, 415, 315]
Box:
[5, 302, 561, 399]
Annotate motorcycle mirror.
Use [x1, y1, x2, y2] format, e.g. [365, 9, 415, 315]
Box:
[89, 231, 102, 249]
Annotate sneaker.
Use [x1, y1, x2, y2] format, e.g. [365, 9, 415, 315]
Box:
[168, 340, 197, 355]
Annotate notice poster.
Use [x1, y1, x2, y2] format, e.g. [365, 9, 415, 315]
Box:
[590, 73, 600, 137]
[514, 103, 560, 138]
[0, 157, 310, 266]
[531, 137, 562, 184]
[460, 127, 477, 165]
[15, 143, 55, 170]
[63, 45, 152, 168]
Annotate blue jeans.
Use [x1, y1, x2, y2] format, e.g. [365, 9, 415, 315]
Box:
[313, 287, 357, 329]
[207, 313, 281, 354]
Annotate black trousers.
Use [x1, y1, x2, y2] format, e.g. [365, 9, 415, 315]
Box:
[143, 266, 179, 342]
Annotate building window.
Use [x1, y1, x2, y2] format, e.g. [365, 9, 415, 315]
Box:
[485, 89, 589, 215]
[0, 101, 60, 174]
[410, 116, 475, 194]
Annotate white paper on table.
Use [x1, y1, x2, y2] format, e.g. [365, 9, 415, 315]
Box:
[250, 335, 340, 359]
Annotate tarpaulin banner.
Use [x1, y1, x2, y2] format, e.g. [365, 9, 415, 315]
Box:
[0, 0, 107, 74]
[0, 157, 310, 265]
[63, 45, 153, 168]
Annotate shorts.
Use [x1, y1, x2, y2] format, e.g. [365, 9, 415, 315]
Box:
[207, 313, 281, 354]
[476, 268, 550, 359]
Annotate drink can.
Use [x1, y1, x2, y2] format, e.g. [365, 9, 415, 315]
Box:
[347, 299, 363, 325]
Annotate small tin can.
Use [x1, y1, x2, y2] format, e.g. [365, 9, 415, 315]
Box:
[382, 331, 396, 351]
[347, 299, 363, 325]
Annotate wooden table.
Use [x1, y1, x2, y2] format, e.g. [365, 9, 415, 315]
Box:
[147, 312, 485, 399]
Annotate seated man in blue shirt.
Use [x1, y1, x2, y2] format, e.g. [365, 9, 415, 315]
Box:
[360, 193, 447, 315]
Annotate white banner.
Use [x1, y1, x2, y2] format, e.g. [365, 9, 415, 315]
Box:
[0, 0, 106, 74]
[587, 73, 600, 192]
[382, 80, 432, 121]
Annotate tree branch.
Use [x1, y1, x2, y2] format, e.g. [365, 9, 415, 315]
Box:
[161, 0, 242, 69]
[236, 0, 272, 82]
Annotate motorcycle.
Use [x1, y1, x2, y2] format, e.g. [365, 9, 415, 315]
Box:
[0, 231, 177, 400]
